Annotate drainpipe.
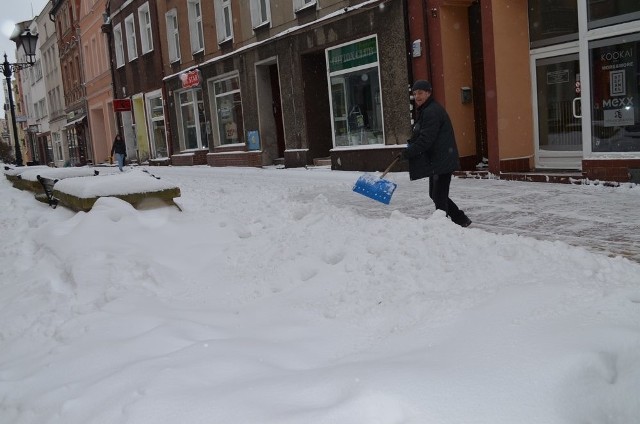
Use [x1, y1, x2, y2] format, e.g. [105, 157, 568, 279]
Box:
[403, 0, 414, 89]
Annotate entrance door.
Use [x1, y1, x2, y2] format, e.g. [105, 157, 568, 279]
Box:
[534, 53, 583, 169]
[270, 64, 285, 158]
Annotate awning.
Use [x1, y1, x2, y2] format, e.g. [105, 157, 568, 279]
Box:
[64, 115, 86, 128]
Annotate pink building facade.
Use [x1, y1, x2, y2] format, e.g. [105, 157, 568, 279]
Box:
[79, 0, 116, 164]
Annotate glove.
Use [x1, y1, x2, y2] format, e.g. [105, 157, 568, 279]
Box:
[395, 152, 405, 161]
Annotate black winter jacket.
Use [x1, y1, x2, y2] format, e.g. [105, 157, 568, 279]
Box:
[402, 97, 460, 180]
[111, 138, 127, 156]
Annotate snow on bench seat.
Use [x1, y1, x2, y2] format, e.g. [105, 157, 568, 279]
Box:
[52, 170, 181, 211]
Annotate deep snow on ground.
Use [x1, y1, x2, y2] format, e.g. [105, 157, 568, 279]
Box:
[1, 165, 639, 424]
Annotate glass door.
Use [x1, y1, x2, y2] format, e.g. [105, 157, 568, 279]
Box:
[534, 53, 583, 169]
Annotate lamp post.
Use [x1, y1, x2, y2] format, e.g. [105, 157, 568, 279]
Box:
[2, 29, 38, 167]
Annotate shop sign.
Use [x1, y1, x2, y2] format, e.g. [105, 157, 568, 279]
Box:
[113, 98, 132, 112]
[593, 42, 636, 127]
[181, 70, 202, 88]
[328, 37, 378, 73]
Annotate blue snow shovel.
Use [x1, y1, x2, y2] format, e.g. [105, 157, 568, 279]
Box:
[352, 158, 399, 205]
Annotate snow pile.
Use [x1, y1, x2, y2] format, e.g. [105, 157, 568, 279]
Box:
[0, 166, 638, 424]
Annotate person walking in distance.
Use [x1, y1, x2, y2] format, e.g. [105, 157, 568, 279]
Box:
[111, 134, 127, 172]
[398, 80, 471, 227]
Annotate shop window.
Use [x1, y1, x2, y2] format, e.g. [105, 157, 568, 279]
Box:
[590, 33, 640, 152]
[527, 0, 578, 48]
[588, 0, 640, 29]
[210, 75, 245, 146]
[327, 36, 384, 147]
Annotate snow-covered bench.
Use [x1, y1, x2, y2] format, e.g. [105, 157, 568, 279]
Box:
[51, 169, 181, 212]
[8, 166, 99, 193]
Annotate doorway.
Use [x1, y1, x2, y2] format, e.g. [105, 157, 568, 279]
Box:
[468, 1, 488, 167]
[256, 59, 285, 164]
[533, 52, 583, 169]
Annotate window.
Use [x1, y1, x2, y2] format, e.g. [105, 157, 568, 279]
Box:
[38, 99, 47, 120]
[111, 25, 123, 67]
[188, 0, 204, 53]
[84, 44, 91, 78]
[327, 36, 384, 147]
[53, 132, 63, 162]
[124, 14, 138, 61]
[209, 74, 245, 146]
[250, 0, 270, 29]
[176, 89, 207, 149]
[146, 91, 168, 158]
[588, 0, 640, 29]
[527, 0, 577, 48]
[138, 2, 153, 54]
[33, 60, 43, 81]
[91, 37, 99, 75]
[294, 0, 316, 13]
[215, 0, 233, 43]
[165, 9, 180, 62]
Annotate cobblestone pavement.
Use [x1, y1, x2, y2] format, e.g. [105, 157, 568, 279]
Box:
[294, 171, 640, 264]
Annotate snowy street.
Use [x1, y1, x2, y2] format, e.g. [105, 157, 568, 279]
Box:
[1, 165, 639, 424]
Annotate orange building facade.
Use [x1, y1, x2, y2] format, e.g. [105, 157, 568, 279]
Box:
[409, 0, 640, 182]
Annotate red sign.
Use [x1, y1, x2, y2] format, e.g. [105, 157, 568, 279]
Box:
[113, 99, 132, 112]
[181, 70, 201, 88]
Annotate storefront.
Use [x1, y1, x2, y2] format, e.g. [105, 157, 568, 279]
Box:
[327, 36, 384, 148]
[529, 0, 640, 178]
[162, 0, 410, 170]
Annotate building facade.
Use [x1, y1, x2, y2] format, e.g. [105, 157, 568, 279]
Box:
[156, 0, 412, 169]
[106, 0, 168, 164]
[51, 0, 90, 166]
[408, 0, 640, 182]
[24, 15, 55, 166]
[80, 0, 117, 165]
[40, 0, 69, 167]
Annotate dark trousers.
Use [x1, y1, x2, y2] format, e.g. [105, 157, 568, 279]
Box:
[429, 173, 467, 225]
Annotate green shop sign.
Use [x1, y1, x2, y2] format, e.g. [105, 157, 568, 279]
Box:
[328, 37, 378, 73]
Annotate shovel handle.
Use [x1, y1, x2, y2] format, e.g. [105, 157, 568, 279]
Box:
[380, 157, 400, 179]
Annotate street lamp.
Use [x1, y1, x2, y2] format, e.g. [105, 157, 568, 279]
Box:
[2, 29, 38, 167]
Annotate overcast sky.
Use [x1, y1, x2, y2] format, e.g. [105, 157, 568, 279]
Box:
[1, 0, 49, 119]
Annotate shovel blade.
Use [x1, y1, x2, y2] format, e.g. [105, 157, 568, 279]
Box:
[352, 173, 397, 204]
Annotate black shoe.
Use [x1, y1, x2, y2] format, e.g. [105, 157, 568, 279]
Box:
[457, 216, 472, 227]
